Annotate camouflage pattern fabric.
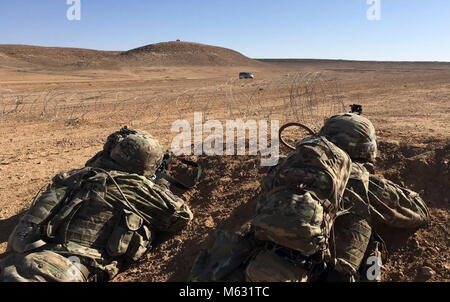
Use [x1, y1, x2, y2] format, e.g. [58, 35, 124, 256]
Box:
[342, 163, 372, 221]
[367, 175, 430, 228]
[189, 229, 255, 282]
[332, 214, 372, 276]
[86, 127, 164, 177]
[331, 163, 429, 278]
[0, 251, 86, 282]
[319, 113, 378, 162]
[5, 168, 193, 281]
[253, 137, 352, 257]
[318, 113, 429, 229]
[103, 171, 193, 234]
[252, 191, 328, 256]
[340, 163, 429, 229]
[330, 162, 372, 276]
[245, 250, 308, 282]
[318, 111, 429, 279]
[261, 136, 352, 209]
[189, 147, 429, 282]
[189, 229, 311, 283]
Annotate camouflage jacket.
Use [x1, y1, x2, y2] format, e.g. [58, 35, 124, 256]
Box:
[343, 162, 430, 229]
[7, 167, 193, 280]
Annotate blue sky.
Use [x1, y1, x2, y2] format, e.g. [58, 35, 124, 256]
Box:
[0, 0, 449, 61]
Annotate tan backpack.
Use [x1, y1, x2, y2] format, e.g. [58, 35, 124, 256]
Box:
[253, 137, 352, 257]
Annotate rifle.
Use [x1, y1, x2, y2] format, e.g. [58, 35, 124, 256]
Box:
[150, 152, 202, 190]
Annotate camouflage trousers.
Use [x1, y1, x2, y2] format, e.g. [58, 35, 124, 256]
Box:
[189, 227, 385, 282]
[189, 230, 312, 282]
[331, 173, 430, 278]
[0, 251, 87, 282]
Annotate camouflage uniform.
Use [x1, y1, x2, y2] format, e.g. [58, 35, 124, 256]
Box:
[190, 114, 430, 282]
[0, 128, 193, 282]
[190, 137, 353, 282]
[318, 113, 430, 279]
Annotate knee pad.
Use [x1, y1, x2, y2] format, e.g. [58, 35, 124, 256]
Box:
[333, 214, 372, 276]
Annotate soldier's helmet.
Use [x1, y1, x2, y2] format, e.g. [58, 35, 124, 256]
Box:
[318, 113, 377, 162]
[102, 127, 164, 176]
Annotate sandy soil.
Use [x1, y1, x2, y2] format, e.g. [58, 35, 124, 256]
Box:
[0, 42, 448, 282]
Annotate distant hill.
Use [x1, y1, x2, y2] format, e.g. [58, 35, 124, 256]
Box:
[0, 41, 261, 70]
[120, 41, 261, 66]
[0, 45, 119, 69]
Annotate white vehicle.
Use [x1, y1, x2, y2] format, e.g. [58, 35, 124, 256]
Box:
[239, 72, 254, 79]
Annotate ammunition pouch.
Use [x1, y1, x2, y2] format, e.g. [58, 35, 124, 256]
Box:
[107, 210, 153, 262]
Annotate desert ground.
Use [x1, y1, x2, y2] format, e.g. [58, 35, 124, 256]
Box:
[0, 42, 448, 282]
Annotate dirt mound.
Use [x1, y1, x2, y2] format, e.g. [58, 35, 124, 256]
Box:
[375, 140, 449, 282]
[120, 41, 261, 66]
[114, 140, 449, 282]
[377, 140, 449, 209]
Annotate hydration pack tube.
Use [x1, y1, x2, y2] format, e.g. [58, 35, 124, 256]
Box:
[279, 122, 317, 151]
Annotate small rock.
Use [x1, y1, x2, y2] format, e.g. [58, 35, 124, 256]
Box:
[418, 266, 435, 280]
[204, 216, 215, 228]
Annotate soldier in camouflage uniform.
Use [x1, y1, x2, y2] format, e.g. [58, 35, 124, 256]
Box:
[318, 113, 430, 281]
[189, 114, 430, 282]
[0, 127, 193, 282]
[190, 136, 354, 282]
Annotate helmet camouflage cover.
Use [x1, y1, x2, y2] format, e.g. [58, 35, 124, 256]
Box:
[87, 127, 164, 177]
[319, 113, 378, 162]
